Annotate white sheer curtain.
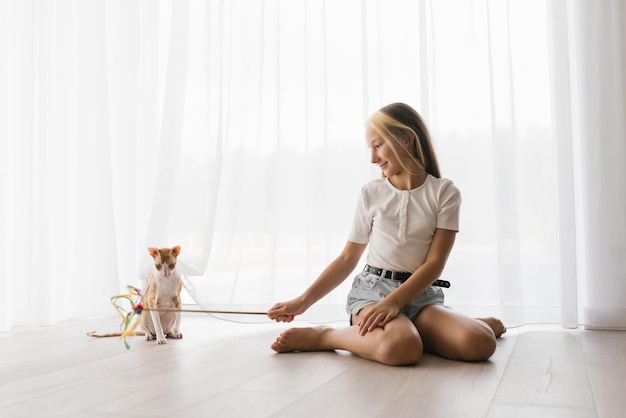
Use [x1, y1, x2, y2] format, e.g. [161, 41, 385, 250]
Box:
[553, 0, 626, 329]
[1, 0, 624, 332]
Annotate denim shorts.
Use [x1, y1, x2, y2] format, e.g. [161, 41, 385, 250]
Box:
[346, 270, 445, 322]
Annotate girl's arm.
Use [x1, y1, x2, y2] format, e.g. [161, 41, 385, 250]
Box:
[267, 241, 367, 322]
[357, 228, 457, 334]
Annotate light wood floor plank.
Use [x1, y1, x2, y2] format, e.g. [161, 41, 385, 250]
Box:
[180, 390, 300, 418]
[580, 330, 626, 418]
[488, 404, 598, 418]
[490, 330, 597, 416]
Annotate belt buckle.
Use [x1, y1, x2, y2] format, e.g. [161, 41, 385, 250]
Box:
[365, 265, 376, 275]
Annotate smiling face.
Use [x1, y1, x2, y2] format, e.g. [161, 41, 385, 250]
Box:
[367, 104, 441, 182]
[366, 125, 405, 178]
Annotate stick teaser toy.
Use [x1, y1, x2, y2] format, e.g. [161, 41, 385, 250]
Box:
[87, 284, 267, 349]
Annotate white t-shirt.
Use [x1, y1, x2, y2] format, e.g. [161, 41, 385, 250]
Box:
[348, 175, 461, 273]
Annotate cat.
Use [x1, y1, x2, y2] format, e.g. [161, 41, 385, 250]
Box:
[142, 245, 184, 344]
[86, 245, 183, 345]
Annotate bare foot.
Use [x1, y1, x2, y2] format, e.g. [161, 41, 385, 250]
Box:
[477, 317, 507, 338]
[271, 326, 333, 353]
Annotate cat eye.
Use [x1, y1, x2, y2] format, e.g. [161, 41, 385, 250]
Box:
[156, 264, 162, 269]
[168, 264, 175, 269]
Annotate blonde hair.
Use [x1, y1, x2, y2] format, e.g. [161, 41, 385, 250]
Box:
[368, 103, 441, 178]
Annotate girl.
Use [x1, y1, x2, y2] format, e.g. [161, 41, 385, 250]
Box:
[267, 103, 506, 366]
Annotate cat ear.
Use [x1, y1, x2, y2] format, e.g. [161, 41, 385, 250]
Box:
[148, 247, 160, 258]
[172, 246, 181, 256]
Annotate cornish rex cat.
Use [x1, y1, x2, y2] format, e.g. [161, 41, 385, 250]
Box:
[142, 245, 184, 344]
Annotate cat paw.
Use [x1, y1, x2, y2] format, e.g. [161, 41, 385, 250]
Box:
[167, 331, 183, 339]
[157, 337, 168, 344]
[145, 334, 155, 341]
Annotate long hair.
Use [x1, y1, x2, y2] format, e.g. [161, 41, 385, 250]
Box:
[368, 103, 441, 178]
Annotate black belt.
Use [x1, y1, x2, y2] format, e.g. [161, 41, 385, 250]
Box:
[363, 264, 450, 288]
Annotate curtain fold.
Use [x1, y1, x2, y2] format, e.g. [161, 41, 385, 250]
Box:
[567, 0, 626, 329]
[1, 0, 624, 332]
[546, 0, 579, 329]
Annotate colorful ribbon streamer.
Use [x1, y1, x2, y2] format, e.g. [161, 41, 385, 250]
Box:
[110, 285, 145, 349]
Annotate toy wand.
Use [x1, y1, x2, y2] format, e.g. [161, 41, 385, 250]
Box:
[144, 307, 268, 315]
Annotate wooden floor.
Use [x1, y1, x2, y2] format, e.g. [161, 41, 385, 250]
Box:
[1, 313, 624, 418]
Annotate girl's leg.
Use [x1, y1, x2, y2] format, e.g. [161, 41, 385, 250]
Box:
[413, 305, 506, 361]
[271, 313, 424, 366]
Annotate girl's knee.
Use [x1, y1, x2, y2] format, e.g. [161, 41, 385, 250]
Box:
[378, 332, 423, 366]
[458, 328, 496, 361]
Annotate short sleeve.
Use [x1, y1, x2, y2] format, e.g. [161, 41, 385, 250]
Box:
[436, 181, 461, 231]
[347, 187, 371, 244]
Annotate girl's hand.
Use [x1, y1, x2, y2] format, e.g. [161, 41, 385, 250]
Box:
[267, 296, 309, 323]
[357, 301, 400, 336]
